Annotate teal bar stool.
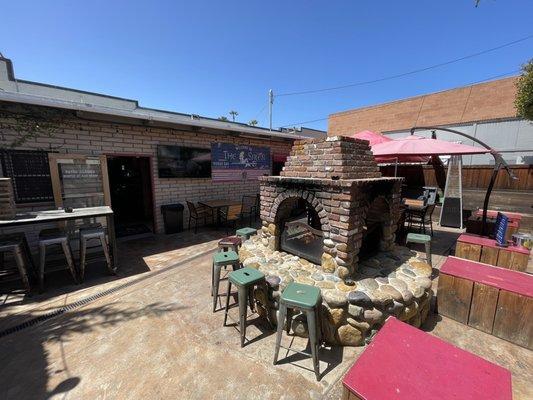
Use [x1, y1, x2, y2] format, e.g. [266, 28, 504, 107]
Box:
[236, 227, 257, 241]
[274, 282, 322, 381]
[223, 267, 266, 347]
[406, 232, 432, 267]
[212, 250, 240, 312]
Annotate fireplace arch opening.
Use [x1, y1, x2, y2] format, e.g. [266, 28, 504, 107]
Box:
[360, 195, 391, 260]
[275, 197, 324, 265]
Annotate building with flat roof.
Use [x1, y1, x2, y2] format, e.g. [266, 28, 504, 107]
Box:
[328, 76, 533, 165]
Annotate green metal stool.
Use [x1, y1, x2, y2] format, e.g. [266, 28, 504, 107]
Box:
[212, 251, 240, 312]
[236, 227, 257, 241]
[273, 282, 322, 381]
[406, 232, 432, 267]
[223, 267, 266, 347]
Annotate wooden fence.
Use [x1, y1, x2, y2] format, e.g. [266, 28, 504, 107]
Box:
[380, 164, 533, 191]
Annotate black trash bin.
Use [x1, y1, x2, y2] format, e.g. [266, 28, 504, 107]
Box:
[161, 203, 184, 234]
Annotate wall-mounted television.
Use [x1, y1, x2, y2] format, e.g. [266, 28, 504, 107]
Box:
[157, 145, 211, 178]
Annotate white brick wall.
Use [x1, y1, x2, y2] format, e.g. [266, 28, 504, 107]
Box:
[1, 107, 292, 238]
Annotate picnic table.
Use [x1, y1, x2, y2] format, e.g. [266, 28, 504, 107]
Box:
[0, 206, 118, 271]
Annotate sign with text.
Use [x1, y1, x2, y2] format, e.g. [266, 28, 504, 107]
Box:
[494, 212, 509, 246]
[211, 143, 271, 181]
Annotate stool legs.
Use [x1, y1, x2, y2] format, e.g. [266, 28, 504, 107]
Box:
[99, 233, 113, 274]
[212, 263, 223, 312]
[223, 281, 232, 327]
[61, 241, 77, 283]
[306, 308, 320, 381]
[237, 285, 249, 347]
[38, 243, 46, 292]
[424, 241, 432, 268]
[13, 246, 31, 293]
[273, 303, 287, 365]
[79, 236, 87, 281]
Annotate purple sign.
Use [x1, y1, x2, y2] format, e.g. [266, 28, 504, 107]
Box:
[211, 143, 271, 181]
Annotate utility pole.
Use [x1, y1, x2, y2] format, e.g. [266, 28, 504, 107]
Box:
[268, 89, 273, 131]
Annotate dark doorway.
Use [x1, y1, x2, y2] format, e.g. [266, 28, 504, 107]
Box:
[107, 156, 154, 238]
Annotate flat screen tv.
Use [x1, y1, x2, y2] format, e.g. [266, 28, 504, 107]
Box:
[157, 145, 211, 178]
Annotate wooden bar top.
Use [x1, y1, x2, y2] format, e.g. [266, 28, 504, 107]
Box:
[457, 233, 530, 255]
[342, 317, 512, 400]
[441, 257, 533, 298]
[0, 206, 113, 227]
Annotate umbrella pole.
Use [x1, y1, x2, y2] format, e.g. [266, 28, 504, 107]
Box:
[481, 166, 500, 237]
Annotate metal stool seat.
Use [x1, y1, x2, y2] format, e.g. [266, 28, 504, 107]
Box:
[274, 282, 322, 381]
[406, 233, 432, 267]
[0, 233, 33, 293]
[79, 225, 112, 281]
[218, 236, 242, 252]
[236, 227, 257, 241]
[223, 267, 267, 347]
[38, 228, 77, 292]
[212, 250, 240, 312]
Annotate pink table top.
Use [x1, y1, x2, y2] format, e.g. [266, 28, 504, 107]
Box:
[474, 209, 522, 221]
[342, 317, 512, 400]
[457, 233, 530, 255]
[441, 256, 533, 298]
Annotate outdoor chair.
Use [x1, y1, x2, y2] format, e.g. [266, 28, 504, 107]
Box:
[0, 232, 34, 293]
[240, 195, 256, 225]
[38, 228, 77, 292]
[218, 204, 242, 235]
[406, 203, 435, 236]
[186, 201, 213, 234]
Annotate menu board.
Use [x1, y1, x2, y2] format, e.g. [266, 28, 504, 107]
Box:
[49, 154, 110, 208]
[211, 143, 271, 181]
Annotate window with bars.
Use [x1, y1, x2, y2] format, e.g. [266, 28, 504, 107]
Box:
[0, 150, 54, 203]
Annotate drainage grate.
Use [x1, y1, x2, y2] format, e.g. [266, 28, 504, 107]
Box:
[0, 247, 214, 339]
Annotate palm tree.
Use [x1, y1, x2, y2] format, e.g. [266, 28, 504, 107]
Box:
[248, 119, 258, 126]
[229, 110, 239, 122]
[218, 116, 229, 121]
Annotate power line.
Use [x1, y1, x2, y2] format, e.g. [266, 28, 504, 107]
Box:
[276, 69, 521, 128]
[275, 34, 533, 97]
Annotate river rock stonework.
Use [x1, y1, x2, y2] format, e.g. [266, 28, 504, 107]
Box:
[241, 234, 432, 346]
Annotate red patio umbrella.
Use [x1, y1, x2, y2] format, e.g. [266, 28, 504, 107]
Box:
[371, 135, 489, 158]
[350, 131, 429, 163]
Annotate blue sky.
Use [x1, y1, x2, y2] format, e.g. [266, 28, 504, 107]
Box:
[1, 1, 532, 131]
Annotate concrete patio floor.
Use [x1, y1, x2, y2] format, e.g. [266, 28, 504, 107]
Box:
[0, 226, 531, 399]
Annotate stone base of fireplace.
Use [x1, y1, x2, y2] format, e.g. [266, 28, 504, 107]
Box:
[239, 235, 433, 346]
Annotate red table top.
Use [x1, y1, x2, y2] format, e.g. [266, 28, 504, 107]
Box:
[441, 256, 533, 298]
[342, 317, 512, 400]
[474, 209, 522, 221]
[457, 233, 530, 255]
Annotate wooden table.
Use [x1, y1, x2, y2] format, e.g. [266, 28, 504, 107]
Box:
[342, 317, 512, 400]
[438, 256, 532, 349]
[198, 199, 241, 227]
[455, 233, 529, 272]
[0, 206, 118, 271]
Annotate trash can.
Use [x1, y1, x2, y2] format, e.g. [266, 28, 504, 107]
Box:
[161, 203, 184, 234]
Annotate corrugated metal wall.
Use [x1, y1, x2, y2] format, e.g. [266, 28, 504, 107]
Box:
[383, 118, 533, 165]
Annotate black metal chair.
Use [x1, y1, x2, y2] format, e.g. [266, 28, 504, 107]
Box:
[406, 203, 435, 236]
[240, 195, 256, 226]
[218, 204, 242, 235]
[186, 201, 213, 234]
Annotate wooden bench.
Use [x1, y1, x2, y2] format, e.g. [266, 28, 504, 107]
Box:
[342, 317, 512, 400]
[438, 256, 533, 349]
[455, 233, 530, 272]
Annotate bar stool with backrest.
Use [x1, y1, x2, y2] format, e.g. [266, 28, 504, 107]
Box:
[79, 223, 113, 281]
[223, 267, 268, 347]
[274, 282, 322, 381]
[212, 250, 240, 312]
[38, 228, 77, 292]
[0, 233, 33, 293]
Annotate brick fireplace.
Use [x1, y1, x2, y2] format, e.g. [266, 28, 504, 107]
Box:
[259, 136, 403, 279]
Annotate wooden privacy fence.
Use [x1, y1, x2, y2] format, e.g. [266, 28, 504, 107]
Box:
[380, 164, 533, 191]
